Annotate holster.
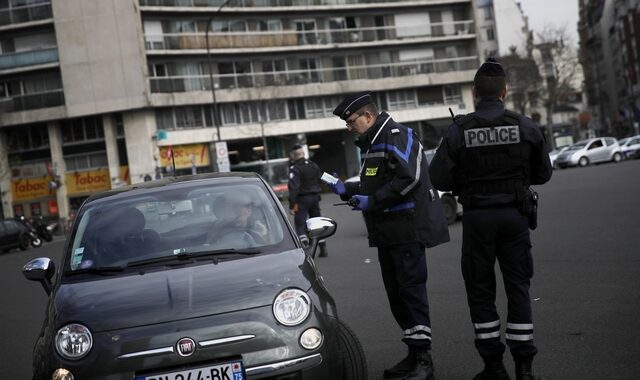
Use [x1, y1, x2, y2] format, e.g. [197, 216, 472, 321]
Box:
[521, 187, 538, 230]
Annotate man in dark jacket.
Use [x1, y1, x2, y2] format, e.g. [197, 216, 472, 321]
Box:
[429, 58, 552, 380]
[328, 91, 450, 380]
[288, 144, 328, 257]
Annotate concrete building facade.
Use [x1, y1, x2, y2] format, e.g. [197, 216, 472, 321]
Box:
[1, 0, 481, 221]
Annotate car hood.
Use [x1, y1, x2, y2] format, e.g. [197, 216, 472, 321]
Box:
[53, 249, 315, 332]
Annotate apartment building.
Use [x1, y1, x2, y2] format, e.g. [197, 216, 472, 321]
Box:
[0, 0, 478, 220]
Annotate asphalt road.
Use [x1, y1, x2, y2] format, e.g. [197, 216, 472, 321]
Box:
[1, 159, 639, 379]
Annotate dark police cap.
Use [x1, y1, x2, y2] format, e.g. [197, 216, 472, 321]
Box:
[474, 57, 506, 80]
[333, 91, 373, 120]
[290, 144, 303, 152]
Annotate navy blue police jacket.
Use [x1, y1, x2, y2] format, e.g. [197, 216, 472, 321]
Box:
[428, 100, 552, 206]
[342, 112, 450, 248]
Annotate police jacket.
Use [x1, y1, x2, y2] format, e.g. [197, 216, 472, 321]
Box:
[429, 100, 552, 208]
[343, 112, 450, 248]
[288, 158, 322, 208]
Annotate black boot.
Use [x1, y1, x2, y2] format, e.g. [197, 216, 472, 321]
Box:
[383, 349, 416, 378]
[515, 359, 535, 380]
[473, 358, 511, 380]
[402, 350, 434, 380]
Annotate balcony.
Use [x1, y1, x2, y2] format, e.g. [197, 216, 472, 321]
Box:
[140, 0, 468, 8]
[0, 48, 58, 71]
[145, 21, 475, 51]
[0, 2, 52, 27]
[149, 55, 478, 92]
[0, 89, 64, 112]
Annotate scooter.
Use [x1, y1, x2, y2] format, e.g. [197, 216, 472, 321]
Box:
[32, 218, 53, 242]
[16, 217, 43, 248]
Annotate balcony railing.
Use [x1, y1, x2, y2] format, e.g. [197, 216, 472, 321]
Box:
[145, 21, 474, 51]
[0, 2, 52, 27]
[0, 89, 64, 112]
[149, 55, 477, 93]
[140, 0, 460, 7]
[0, 48, 58, 71]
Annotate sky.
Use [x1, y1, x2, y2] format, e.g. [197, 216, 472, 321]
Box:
[517, 0, 580, 45]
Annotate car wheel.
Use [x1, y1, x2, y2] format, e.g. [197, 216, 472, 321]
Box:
[612, 152, 623, 162]
[31, 236, 42, 248]
[578, 156, 589, 167]
[337, 319, 367, 380]
[19, 235, 30, 250]
[441, 195, 458, 225]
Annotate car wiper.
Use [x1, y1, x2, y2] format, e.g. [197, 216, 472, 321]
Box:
[126, 248, 261, 268]
[64, 266, 125, 276]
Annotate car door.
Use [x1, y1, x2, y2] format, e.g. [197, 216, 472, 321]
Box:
[586, 139, 606, 162]
[0, 221, 7, 249]
[3, 220, 20, 247]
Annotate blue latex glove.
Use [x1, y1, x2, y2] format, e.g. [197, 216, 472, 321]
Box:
[328, 179, 346, 195]
[349, 195, 373, 211]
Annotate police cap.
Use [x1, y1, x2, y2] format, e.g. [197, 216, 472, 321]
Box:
[333, 91, 373, 120]
[290, 144, 303, 152]
[474, 57, 506, 80]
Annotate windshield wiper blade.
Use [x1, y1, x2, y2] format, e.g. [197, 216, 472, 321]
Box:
[126, 248, 261, 268]
[64, 266, 125, 276]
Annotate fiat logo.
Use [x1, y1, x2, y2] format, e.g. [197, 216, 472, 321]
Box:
[176, 337, 196, 357]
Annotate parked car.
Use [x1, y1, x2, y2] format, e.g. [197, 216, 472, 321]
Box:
[23, 173, 366, 380]
[555, 137, 624, 168]
[548, 146, 569, 169]
[0, 218, 32, 252]
[618, 135, 640, 159]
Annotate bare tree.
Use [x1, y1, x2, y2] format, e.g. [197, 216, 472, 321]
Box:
[501, 46, 544, 116]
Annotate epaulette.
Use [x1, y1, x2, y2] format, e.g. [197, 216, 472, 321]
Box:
[502, 109, 520, 125]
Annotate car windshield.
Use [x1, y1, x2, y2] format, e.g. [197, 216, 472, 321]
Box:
[619, 138, 630, 146]
[66, 181, 288, 271]
[567, 142, 588, 150]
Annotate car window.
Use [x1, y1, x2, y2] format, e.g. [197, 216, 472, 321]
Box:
[588, 140, 603, 149]
[631, 137, 640, 145]
[67, 181, 289, 271]
[605, 138, 616, 146]
[4, 220, 18, 233]
[568, 142, 587, 150]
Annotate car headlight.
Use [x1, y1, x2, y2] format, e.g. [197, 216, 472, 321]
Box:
[55, 324, 93, 360]
[273, 288, 311, 326]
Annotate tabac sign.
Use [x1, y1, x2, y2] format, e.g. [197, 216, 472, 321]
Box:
[159, 144, 210, 169]
[66, 169, 111, 195]
[11, 177, 54, 201]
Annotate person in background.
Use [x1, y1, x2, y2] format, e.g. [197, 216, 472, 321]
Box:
[287, 144, 328, 257]
[328, 91, 450, 380]
[429, 57, 552, 380]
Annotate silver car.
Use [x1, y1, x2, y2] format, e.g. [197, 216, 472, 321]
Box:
[555, 137, 624, 168]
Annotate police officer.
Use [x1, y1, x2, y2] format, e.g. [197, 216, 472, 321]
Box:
[328, 91, 450, 380]
[287, 144, 328, 257]
[429, 58, 552, 380]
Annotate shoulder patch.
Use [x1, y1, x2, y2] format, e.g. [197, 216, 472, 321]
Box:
[464, 125, 520, 148]
[391, 128, 400, 134]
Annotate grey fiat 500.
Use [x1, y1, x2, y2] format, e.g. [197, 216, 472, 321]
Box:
[24, 173, 366, 380]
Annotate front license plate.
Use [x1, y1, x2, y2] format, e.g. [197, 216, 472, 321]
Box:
[136, 359, 245, 380]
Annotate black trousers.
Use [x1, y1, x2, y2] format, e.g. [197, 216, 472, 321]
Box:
[293, 194, 322, 236]
[462, 206, 538, 362]
[378, 242, 432, 350]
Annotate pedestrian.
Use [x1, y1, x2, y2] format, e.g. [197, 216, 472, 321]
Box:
[327, 91, 450, 380]
[287, 144, 328, 257]
[429, 57, 553, 380]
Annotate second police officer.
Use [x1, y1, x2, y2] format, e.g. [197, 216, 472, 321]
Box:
[429, 58, 552, 380]
[328, 91, 450, 380]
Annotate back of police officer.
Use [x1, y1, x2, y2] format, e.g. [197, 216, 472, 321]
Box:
[287, 144, 328, 256]
[429, 58, 552, 380]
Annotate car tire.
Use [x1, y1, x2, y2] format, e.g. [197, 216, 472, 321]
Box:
[337, 319, 368, 380]
[578, 156, 589, 167]
[19, 235, 30, 250]
[612, 152, 623, 162]
[441, 195, 458, 225]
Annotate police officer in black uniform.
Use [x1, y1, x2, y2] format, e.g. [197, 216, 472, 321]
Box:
[328, 91, 450, 380]
[429, 58, 552, 380]
[287, 144, 328, 257]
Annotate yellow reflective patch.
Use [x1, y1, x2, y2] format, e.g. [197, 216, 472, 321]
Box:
[365, 167, 378, 176]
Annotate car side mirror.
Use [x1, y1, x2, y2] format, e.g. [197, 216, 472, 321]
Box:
[304, 217, 337, 259]
[23, 257, 55, 295]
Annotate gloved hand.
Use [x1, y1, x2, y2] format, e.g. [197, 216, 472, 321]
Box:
[327, 179, 346, 196]
[349, 195, 373, 211]
[290, 203, 299, 215]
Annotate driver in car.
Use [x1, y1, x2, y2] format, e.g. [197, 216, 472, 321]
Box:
[207, 191, 266, 249]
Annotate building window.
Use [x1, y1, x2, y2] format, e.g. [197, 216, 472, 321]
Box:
[6, 123, 49, 152]
[443, 85, 462, 103]
[486, 27, 495, 41]
[483, 6, 494, 20]
[155, 106, 214, 130]
[65, 152, 108, 171]
[387, 90, 417, 110]
[61, 117, 104, 144]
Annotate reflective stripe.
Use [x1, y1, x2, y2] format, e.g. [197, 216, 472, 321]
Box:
[506, 333, 534, 341]
[386, 201, 415, 212]
[476, 331, 501, 339]
[404, 333, 432, 340]
[361, 152, 386, 159]
[507, 323, 533, 330]
[400, 138, 421, 196]
[474, 320, 500, 329]
[404, 325, 432, 334]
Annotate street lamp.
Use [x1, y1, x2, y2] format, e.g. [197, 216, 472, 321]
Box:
[205, 0, 234, 142]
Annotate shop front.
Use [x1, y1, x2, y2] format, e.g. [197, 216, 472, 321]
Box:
[66, 168, 112, 212]
[10, 176, 59, 219]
